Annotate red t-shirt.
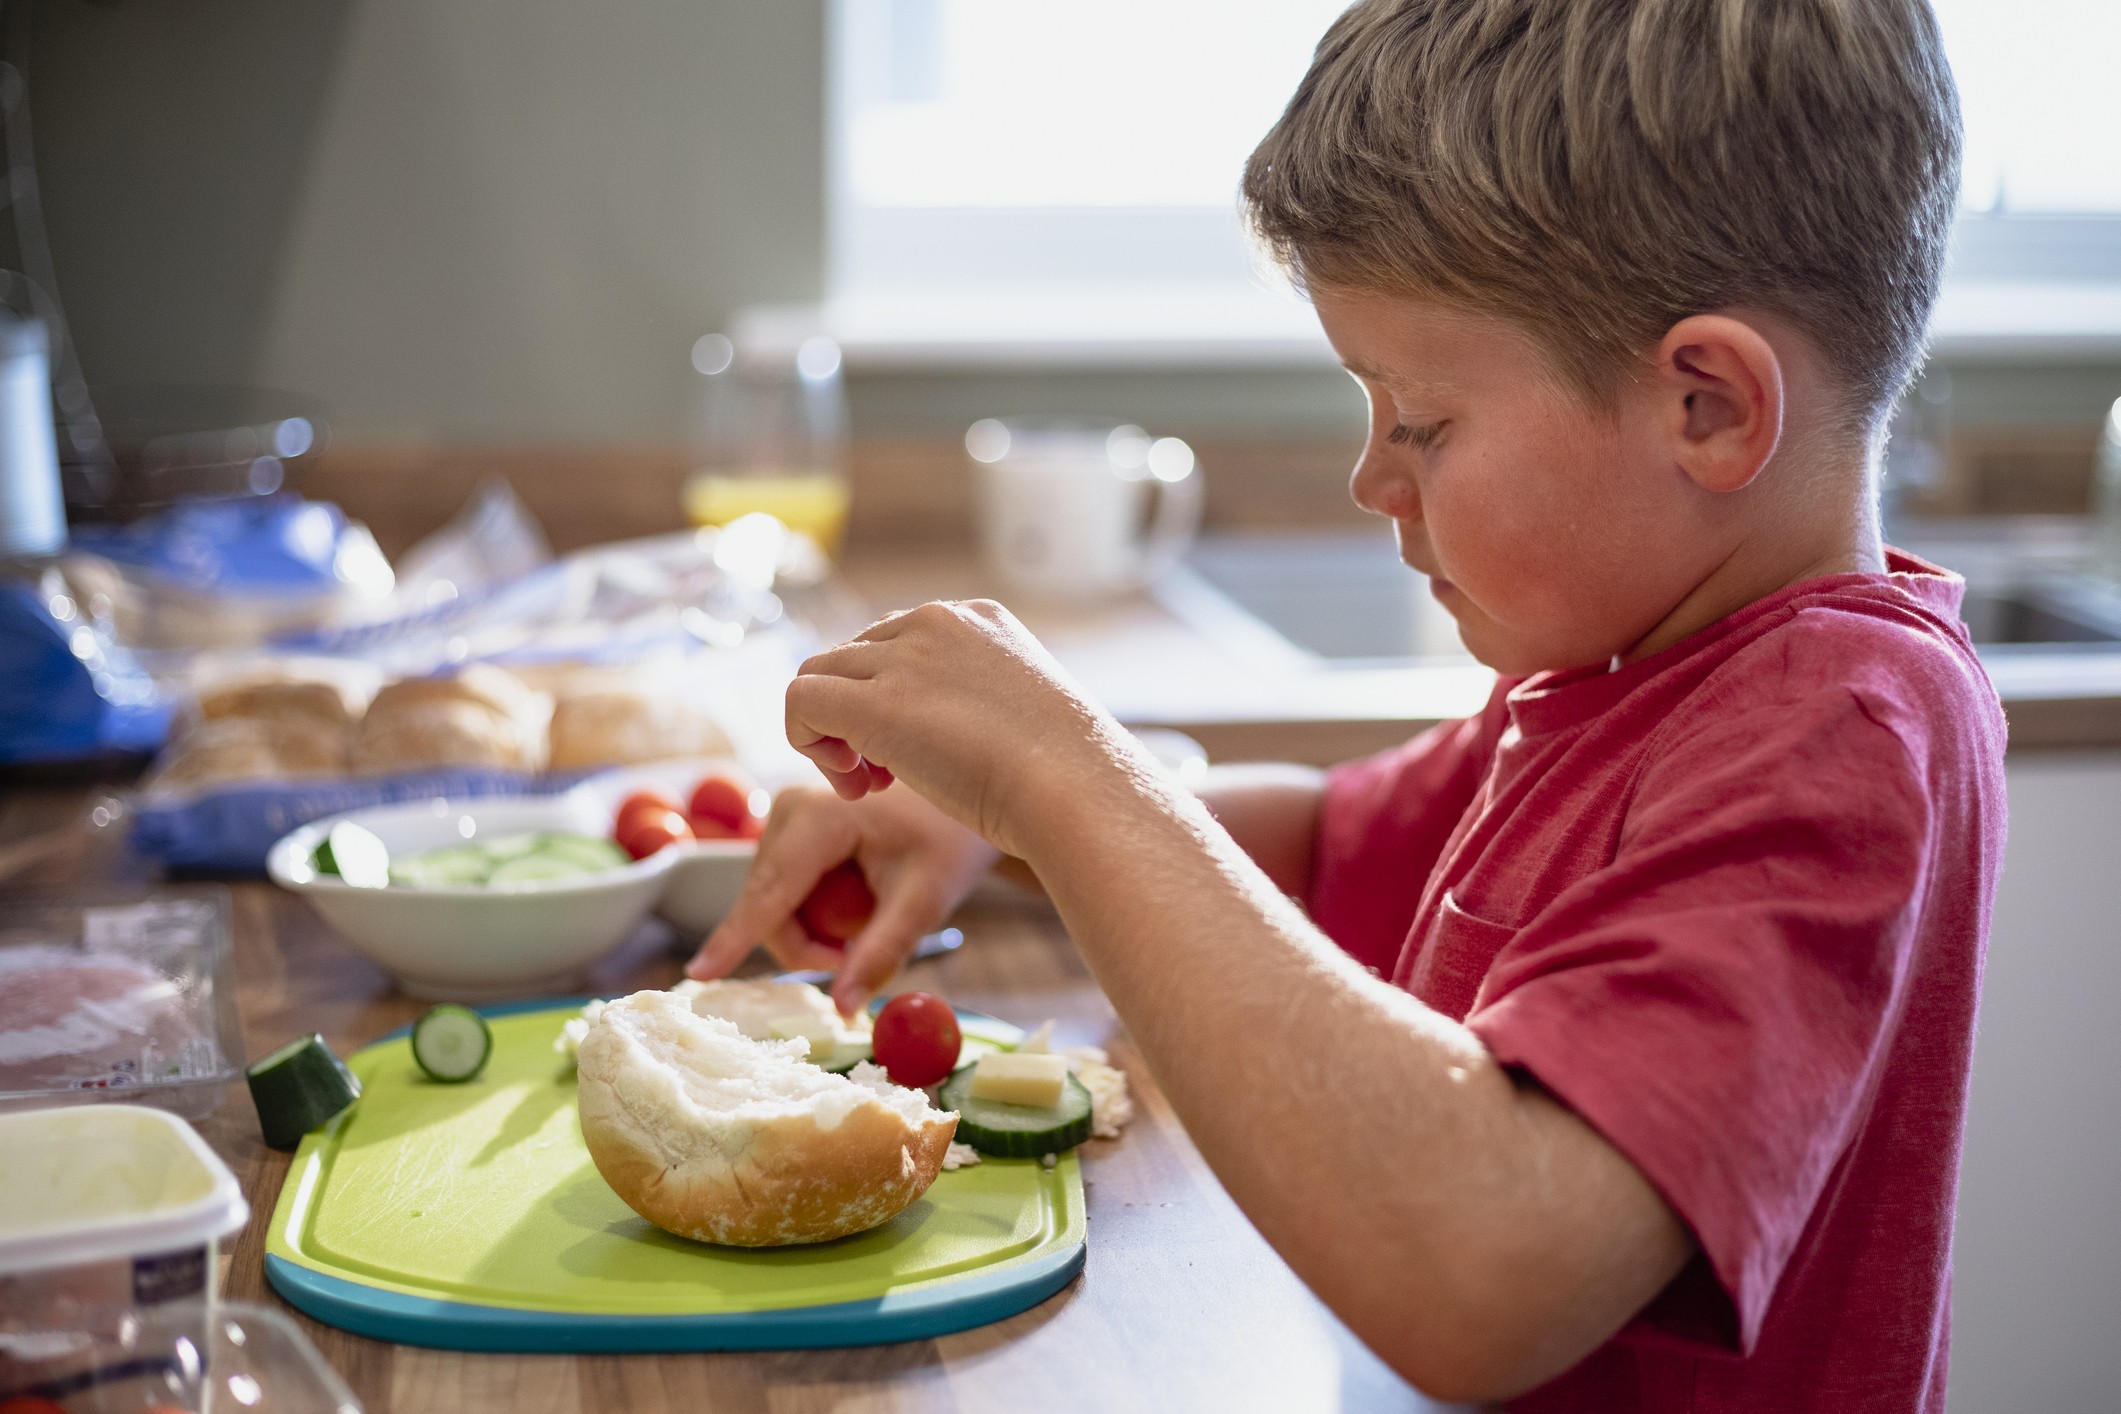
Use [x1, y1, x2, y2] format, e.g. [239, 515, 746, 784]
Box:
[1307, 553, 2005, 1413]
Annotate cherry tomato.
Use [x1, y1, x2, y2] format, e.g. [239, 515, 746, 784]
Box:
[688, 774, 764, 841]
[614, 789, 682, 837]
[871, 992, 961, 1088]
[0, 1398, 73, 1414]
[615, 805, 693, 860]
[796, 860, 876, 946]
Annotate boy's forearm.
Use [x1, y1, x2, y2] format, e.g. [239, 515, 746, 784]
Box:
[1195, 762, 1325, 898]
[1023, 764, 1692, 1401]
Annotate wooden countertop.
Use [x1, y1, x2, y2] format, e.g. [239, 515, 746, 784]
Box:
[0, 785, 1449, 1414]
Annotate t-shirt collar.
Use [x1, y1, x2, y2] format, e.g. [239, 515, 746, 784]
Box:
[1504, 548, 1966, 739]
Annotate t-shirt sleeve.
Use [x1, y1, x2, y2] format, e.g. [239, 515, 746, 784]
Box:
[1308, 682, 1513, 976]
[1462, 684, 1932, 1354]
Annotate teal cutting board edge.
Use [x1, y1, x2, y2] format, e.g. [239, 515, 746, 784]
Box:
[263, 1000, 1087, 1352]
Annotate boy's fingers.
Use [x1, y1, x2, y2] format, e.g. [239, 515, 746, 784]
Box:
[685, 824, 848, 979]
[785, 677, 890, 799]
[686, 917, 757, 980]
[762, 919, 849, 974]
[830, 877, 945, 1016]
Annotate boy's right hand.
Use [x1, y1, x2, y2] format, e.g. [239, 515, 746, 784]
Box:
[684, 781, 1000, 1016]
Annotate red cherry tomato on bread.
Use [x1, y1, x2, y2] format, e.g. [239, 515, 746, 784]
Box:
[615, 805, 693, 860]
[796, 860, 876, 946]
[871, 992, 961, 1088]
[688, 774, 762, 840]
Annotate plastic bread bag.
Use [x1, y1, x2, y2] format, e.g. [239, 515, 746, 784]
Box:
[62, 493, 395, 652]
[0, 565, 170, 766]
[131, 517, 825, 870]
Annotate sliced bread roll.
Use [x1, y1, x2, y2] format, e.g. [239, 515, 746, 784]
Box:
[676, 977, 871, 1043]
[576, 990, 956, 1246]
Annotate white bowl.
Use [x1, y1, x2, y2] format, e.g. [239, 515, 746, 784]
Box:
[266, 781, 754, 1001]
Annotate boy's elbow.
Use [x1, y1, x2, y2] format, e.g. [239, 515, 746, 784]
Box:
[1358, 1232, 1680, 1403]
[1366, 1296, 1570, 1406]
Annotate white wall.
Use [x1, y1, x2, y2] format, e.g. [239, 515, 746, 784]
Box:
[1949, 752, 2121, 1411]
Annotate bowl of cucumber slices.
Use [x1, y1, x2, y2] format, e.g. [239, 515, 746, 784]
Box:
[265, 785, 754, 1000]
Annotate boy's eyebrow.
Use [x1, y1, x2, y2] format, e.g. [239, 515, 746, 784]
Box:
[1339, 359, 1458, 399]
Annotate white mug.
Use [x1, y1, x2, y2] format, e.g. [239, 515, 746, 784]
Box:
[967, 419, 1203, 602]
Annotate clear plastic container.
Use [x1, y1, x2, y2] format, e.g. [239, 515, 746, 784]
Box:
[0, 1300, 362, 1413]
[0, 1105, 251, 1402]
[0, 892, 246, 1120]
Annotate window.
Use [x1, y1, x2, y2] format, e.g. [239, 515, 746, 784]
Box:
[1935, 0, 2121, 213]
[781, 0, 2121, 365]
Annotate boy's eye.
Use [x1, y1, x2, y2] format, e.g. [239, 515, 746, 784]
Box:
[1386, 421, 1444, 450]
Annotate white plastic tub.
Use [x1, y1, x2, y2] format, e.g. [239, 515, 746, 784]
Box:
[0, 1104, 249, 1393]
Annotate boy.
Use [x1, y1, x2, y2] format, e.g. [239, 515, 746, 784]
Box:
[690, 0, 1999, 1407]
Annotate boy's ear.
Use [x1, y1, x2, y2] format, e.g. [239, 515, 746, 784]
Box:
[1652, 315, 1784, 493]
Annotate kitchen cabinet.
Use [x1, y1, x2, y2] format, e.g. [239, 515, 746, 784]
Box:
[1949, 752, 2121, 1412]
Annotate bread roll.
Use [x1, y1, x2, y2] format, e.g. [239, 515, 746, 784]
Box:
[197, 677, 359, 737]
[351, 665, 550, 773]
[548, 687, 732, 770]
[153, 715, 347, 787]
[576, 990, 956, 1246]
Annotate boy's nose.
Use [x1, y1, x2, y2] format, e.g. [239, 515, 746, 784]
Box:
[1350, 444, 1420, 523]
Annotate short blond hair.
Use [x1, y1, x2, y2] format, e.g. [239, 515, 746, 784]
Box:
[1242, 0, 1961, 425]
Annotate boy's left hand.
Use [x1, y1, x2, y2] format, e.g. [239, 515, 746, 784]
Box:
[785, 599, 1141, 860]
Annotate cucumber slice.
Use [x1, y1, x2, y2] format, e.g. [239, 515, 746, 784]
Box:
[535, 833, 628, 872]
[325, 821, 390, 889]
[390, 843, 494, 888]
[819, 1038, 875, 1074]
[487, 853, 592, 885]
[478, 832, 546, 862]
[247, 1033, 362, 1151]
[411, 1004, 493, 1083]
[937, 1066, 1093, 1158]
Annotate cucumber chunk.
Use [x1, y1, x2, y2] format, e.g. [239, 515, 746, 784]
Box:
[412, 1004, 493, 1083]
[937, 1066, 1093, 1158]
[248, 1033, 362, 1151]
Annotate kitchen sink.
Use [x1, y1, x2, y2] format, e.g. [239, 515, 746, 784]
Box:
[1178, 526, 2121, 663]
[1960, 581, 2121, 648]
[1182, 530, 1472, 663]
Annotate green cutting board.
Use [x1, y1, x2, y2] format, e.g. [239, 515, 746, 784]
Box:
[263, 1003, 1086, 1351]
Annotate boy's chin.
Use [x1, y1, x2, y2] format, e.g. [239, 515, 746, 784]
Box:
[1456, 617, 1611, 678]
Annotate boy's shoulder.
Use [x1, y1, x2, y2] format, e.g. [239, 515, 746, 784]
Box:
[1664, 553, 2004, 772]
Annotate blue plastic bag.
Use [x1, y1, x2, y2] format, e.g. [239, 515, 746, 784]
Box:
[0, 576, 170, 763]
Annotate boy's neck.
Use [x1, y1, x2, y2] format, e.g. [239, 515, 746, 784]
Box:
[1620, 454, 1885, 665]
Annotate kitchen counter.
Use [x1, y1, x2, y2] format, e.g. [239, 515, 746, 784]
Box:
[0, 787, 1448, 1414]
[839, 550, 1495, 766]
[841, 546, 2121, 759]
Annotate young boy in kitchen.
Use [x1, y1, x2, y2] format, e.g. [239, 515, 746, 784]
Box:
[689, 0, 2000, 1407]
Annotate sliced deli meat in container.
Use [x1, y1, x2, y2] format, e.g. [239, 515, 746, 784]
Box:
[0, 894, 245, 1119]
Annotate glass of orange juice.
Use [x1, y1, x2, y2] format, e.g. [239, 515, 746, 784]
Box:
[683, 333, 851, 556]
